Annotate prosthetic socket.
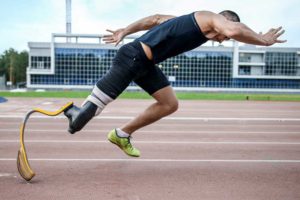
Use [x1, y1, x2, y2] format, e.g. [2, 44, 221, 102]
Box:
[64, 87, 113, 134]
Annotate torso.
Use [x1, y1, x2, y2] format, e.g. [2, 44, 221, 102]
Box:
[140, 11, 216, 62]
[137, 12, 208, 64]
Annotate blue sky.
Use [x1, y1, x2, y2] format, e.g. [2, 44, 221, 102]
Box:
[0, 0, 299, 53]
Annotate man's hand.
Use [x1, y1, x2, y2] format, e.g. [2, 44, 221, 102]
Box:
[103, 29, 127, 46]
[261, 27, 287, 46]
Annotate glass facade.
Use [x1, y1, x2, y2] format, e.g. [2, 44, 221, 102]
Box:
[31, 48, 116, 85]
[265, 52, 298, 76]
[159, 51, 232, 88]
[28, 45, 300, 91]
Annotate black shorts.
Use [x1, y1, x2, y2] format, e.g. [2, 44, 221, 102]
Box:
[96, 41, 170, 99]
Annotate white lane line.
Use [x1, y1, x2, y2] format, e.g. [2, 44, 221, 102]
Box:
[0, 115, 300, 121]
[1, 158, 300, 163]
[41, 102, 53, 105]
[0, 173, 13, 177]
[1, 140, 300, 145]
[1, 121, 300, 125]
[0, 129, 299, 135]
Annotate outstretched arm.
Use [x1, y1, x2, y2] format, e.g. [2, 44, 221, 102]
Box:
[103, 14, 176, 45]
[211, 13, 286, 46]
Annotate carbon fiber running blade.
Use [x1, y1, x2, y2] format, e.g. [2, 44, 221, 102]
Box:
[17, 149, 35, 181]
[16, 102, 73, 181]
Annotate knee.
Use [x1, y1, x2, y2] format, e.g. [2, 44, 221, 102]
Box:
[170, 99, 179, 113]
[162, 99, 179, 114]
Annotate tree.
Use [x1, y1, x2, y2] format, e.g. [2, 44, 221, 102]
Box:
[0, 48, 28, 86]
[14, 51, 28, 85]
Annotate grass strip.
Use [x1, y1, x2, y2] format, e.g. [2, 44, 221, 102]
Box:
[1, 91, 300, 101]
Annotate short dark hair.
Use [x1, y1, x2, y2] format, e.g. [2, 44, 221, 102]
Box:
[219, 10, 240, 22]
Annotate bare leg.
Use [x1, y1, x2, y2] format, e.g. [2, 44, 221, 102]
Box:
[121, 86, 178, 134]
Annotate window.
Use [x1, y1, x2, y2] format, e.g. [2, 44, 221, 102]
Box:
[31, 56, 51, 70]
[239, 66, 251, 75]
[239, 53, 264, 63]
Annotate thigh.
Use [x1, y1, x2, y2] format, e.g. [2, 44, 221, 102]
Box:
[134, 65, 170, 95]
[96, 45, 141, 99]
[96, 58, 139, 99]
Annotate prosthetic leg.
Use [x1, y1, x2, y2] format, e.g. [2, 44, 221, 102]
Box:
[17, 102, 73, 181]
[17, 85, 112, 181]
[64, 86, 113, 134]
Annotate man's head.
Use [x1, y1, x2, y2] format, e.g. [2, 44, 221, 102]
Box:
[219, 10, 240, 22]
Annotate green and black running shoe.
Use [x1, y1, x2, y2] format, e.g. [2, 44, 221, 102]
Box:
[108, 129, 140, 157]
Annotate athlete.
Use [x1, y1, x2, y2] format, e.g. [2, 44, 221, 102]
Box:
[64, 10, 286, 157]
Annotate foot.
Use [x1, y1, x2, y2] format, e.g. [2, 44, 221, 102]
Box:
[108, 129, 140, 157]
[64, 102, 98, 134]
[64, 105, 80, 134]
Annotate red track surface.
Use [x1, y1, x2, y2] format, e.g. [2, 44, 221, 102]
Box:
[1, 97, 300, 200]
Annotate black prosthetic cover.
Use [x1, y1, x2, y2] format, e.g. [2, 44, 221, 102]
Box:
[64, 101, 98, 134]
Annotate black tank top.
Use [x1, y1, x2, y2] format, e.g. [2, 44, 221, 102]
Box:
[136, 12, 208, 64]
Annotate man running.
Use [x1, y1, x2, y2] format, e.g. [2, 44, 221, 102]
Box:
[64, 10, 286, 157]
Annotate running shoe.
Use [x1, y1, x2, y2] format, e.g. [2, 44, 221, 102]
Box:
[107, 129, 140, 157]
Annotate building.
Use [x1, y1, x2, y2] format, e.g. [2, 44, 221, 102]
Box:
[27, 34, 300, 93]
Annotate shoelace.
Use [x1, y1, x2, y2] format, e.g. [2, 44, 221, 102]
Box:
[125, 136, 134, 150]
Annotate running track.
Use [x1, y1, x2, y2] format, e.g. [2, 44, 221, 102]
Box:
[0, 97, 300, 200]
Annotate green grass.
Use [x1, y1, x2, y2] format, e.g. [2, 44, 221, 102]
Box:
[1, 91, 300, 101]
[0, 91, 90, 98]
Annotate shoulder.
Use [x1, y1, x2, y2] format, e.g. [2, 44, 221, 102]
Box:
[194, 11, 227, 32]
[194, 11, 220, 22]
[193, 11, 217, 32]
